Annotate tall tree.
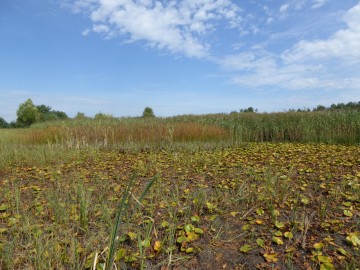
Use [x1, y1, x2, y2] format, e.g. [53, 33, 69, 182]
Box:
[142, 107, 155, 118]
[16, 99, 40, 127]
[0, 117, 9, 128]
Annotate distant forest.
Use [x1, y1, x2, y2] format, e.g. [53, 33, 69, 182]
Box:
[292, 101, 360, 112]
[232, 101, 360, 114]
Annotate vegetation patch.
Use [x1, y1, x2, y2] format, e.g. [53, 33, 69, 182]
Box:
[0, 141, 359, 269]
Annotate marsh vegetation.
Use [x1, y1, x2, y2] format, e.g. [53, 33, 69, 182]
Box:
[0, 111, 359, 269]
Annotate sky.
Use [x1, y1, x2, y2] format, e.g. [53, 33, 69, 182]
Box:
[1, 0, 360, 122]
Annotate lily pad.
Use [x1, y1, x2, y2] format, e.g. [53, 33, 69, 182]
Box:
[239, 244, 253, 253]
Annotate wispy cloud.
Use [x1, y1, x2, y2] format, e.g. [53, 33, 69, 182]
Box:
[65, 0, 242, 58]
[218, 52, 331, 90]
[279, 3, 290, 13]
[62, 0, 360, 108]
[311, 0, 327, 9]
[215, 1, 360, 94]
[282, 2, 360, 63]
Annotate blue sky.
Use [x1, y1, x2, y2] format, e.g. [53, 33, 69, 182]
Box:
[1, 0, 360, 121]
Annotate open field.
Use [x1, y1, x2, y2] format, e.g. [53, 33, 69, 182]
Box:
[0, 115, 360, 269]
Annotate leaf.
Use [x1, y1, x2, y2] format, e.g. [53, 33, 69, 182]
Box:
[272, 209, 280, 216]
[191, 215, 200, 222]
[0, 212, 10, 219]
[256, 208, 264, 215]
[318, 255, 332, 263]
[313, 242, 324, 250]
[0, 204, 9, 211]
[239, 244, 253, 253]
[275, 221, 284, 229]
[115, 248, 126, 261]
[0, 228, 8, 233]
[320, 263, 335, 270]
[263, 253, 278, 263]
[230, 211, 238, 217]
[272, 236, 284, 245]
[84, 253, 95, 269]
[286, 247, 295, 253]
[255, 219, 263, 225]
[206, 202, 216, 210]
[301, 197, 310, 205]
[185, 247, 194, 253]
[141, 239, 151, 247]
[336, 247, 347, 255]
[96, 263, 106, 270]
[31, 185, 41, 192]
[114, 185, 121, 192]
[312, 250, 322, 256]
[209, 215, 217, 221]
[127, 232, 137, 241]
[242, 224, 250, 231]
[184, 224, 195, 233]
[177, 236, 187, 244]
[343, 210, 353, 217]
[256, 238, 265, 248]
[194, 228, 204, 234]
[346, 232, 360, 247]
[186, 232, 198, 242]
[284, 231, 293, 239]
[161, 221, 169, 228]
[154, 241, 162, 252]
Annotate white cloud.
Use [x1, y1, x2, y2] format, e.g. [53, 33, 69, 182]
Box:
[92, 24, 110, 33]
[282, 2, 360, 63]
[219, 52, 331, 89]
[311, 0, 327, 9]
[66, 0, 242, 58]
[81, 28, 91, 36]
[217, 2, 360, 94]
[218, 44, 360, 91]
[279, 3, 290, 13]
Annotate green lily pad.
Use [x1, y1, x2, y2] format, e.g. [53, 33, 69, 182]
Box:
[240, 244, 253, 253]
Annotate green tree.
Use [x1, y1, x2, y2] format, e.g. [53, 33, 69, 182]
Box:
[16, 99, 41, 127]
[314, 105, 326, 111]
[36, 105, 68, 121]
[142, 107, 155, 118]
[95, 112, 113, 120]
[52, 110, 68, 119]
[36, 105, 52, 115]
[0, 117, 9, 128]
[75, 112, 87, 120]
[240, 107, 257, 113]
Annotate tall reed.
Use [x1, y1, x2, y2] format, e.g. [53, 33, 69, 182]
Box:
[3, 110, 360, 148]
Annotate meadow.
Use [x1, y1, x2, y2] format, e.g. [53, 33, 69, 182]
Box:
[0, 111, 359, 269]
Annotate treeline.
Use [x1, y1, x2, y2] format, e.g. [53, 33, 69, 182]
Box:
[292, 101, 360, 112]
[0, 99, 68, 128]
[228, 101, 360, 115]
[0, 99, 157, 128]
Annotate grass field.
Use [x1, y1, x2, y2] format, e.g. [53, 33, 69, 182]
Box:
[0, 113, 359, 269]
